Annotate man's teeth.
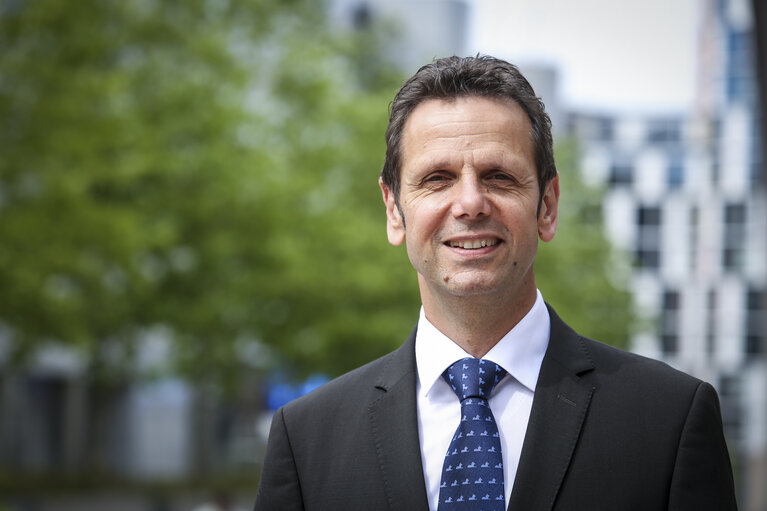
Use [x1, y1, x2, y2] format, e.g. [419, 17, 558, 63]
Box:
[448, 239, 499, 249]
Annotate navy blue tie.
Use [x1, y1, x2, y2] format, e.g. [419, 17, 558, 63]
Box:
[438, 358, 507, 510]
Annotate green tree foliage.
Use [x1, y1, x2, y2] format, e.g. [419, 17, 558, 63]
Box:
[0, 0, 631, 389]
[0, 0, 416, 386]
[536, 141, 633, 349]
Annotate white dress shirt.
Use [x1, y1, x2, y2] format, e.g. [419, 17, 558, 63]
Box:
[415, 290, 550, 511]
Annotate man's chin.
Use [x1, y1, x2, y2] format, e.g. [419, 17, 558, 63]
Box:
[439, 276, 504, 297]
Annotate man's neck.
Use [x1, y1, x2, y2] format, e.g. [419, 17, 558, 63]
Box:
[420, 286, 538, 358]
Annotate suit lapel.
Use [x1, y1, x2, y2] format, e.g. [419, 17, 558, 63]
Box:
[368, 329, 430, 511]
[507, 307, 596, 511]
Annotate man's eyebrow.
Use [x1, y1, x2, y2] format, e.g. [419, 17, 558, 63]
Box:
[480, 161, 507, 170]
[413, 156, 455, 171]
[482, 152, 534, 170]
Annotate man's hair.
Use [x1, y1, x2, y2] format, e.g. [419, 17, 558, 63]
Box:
[381, 55, 557, 207]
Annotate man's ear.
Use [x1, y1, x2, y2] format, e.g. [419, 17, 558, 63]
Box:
[379, 177, 405, 246]
[538, 175, 559, 242]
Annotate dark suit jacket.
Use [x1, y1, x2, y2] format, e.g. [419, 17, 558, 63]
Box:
[254, 307, 737, 510]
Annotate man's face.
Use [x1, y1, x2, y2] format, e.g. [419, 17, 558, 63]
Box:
[380, 96, 559, 307]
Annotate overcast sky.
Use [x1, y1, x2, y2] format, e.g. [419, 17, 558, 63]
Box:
[467, 0, 698, 114]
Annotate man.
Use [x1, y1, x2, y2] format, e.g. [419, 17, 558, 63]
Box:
[254, 56, 737, 510]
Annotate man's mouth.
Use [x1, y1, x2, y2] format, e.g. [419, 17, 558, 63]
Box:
[446, 239, 500, 249]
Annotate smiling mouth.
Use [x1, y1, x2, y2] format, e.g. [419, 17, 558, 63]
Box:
[446, 239, 500, 249]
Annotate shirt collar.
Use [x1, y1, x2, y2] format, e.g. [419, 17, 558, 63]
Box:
[415, 289, 550, 398]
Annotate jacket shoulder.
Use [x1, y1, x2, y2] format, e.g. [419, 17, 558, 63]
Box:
[280, 333, 416, 420]
[582, 335, 703, 389]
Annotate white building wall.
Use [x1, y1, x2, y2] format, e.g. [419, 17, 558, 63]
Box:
[567, 0, 765, 506]
[603, 189, 636, 251]
[717, 278, 745, 369]
[127, 379, 192, 479]
[698, 193, 725, 280]
[662, 196, 691, 282]
[614, 118, 645, 150]
[580, 146, 611, 186]
[635, 149, 666, 202]
[721, 106, 751, 196]
[746, 194, 767, 280]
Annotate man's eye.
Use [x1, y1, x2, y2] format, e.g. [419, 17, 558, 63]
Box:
[425, 174, 448, 182]
[490, 173, 512, 181]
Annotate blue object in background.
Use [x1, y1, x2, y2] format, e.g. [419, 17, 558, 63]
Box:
[266, 374, 330, 411]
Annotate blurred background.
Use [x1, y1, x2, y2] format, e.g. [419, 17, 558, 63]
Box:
[0, 0, 765, 510]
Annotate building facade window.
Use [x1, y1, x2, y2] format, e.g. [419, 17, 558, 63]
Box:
[660, 290, 680, 354]
[750, 114, 763, 185]
[26, 376, 68, 469]
[609, 162, 634, 186]
[689, 206, 699, 271]
[596, 117, 613, 142]
[718, 373, 742, 441]
[745, 288, 764, 355]
[636, 205, 661, 269]
[567, 114, 613, 142]
[726, 29, 754, 103]
[351, 2, 372, 29]
[647, 118, 682, 145]
[706, 289, 717, 357]
[710, 119, 721, 186]
[667, 158, 684, 188]
[722, 203, 746, 271]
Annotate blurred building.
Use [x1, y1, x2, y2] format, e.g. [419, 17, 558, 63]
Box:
[0, 345, 262, 482]
[328, 0, 469, 74]
[568, 0, 766, 508]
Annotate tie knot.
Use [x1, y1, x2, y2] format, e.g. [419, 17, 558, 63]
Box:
[442, 357, 507, 402]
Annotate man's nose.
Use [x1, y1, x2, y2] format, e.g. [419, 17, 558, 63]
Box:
[451, 175, 491, 219]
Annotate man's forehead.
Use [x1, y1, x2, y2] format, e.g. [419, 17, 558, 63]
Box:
[403, 96, 528, 134]
[400, 96, 534, 163]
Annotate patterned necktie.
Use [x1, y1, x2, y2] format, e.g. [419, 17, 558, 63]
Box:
[438, 357, 507, 510]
